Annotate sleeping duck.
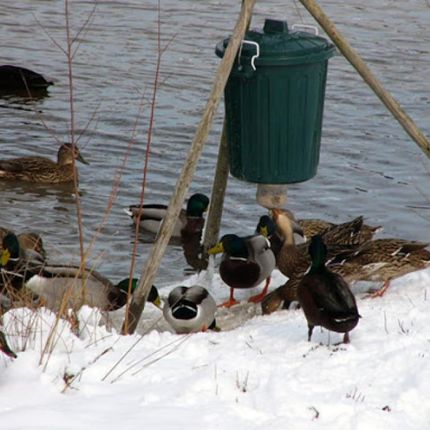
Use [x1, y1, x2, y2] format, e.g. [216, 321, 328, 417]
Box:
[0, 143, 88, 184]
[208, 234, 276, 307]
[163, 285, 217, 334]
[297, 235, 360, 344]
[1, 232, 160, 312]
[125, 193, 209, 238]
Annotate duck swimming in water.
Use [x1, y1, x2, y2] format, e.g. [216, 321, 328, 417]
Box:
[125, 193, 209, 239]
[0, 143, 88, 184]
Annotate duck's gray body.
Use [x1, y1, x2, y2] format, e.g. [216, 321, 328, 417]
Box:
[244, 235, 276, 286]
[25, 265, 129, 312]
[124, 205, 186, 237]
[163, 285, 216, 334]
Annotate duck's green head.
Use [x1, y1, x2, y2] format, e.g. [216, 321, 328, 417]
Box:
[116, 278, 161, 306]
[256, 215, 277, 238]
[186, 193, 209, 217]
[1, 233, 20, 266]
[308, 235, 328, 271]
[208, 234, 248, 258]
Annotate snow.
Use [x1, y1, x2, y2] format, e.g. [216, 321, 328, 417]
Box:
[1, 267, 430, 429]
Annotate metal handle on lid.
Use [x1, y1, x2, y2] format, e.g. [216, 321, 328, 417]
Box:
[292, 24, 319, 35]
[238, 40, 260, 71]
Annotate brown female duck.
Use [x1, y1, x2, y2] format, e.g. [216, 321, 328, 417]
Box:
[0, 143, 88, 184]
[262, 210, 365, 279]
[297, 235, 360, 344]
[261, 212, 430, 313]
[259, 210, 374, 314]
[330, 238, 430, 296]
[273, 208, 381, 244]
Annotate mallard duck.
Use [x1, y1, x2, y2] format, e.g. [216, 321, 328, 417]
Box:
[24, 270, 161, 312]
[0, 143, 88, 184]
[1, 232, 45, 293]
[261, 213, 430, 313]
[163, 285, 217, 334]
[297, 235, 360, 343]
[0, 330, 17, 359]
[208, 234, 276, 307]
[273, 208, 381, 244]
[125, 193, 210, 238]
[0, 65, 53, 90]
[330, 238, 430, 296]
[258, 211, 370, 314]
[260, 211, 363, 280]
[1, 232, 161, 312]
[0, 228, 46, 259]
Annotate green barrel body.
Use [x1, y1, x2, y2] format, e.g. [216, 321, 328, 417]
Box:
[216, 19, 335, 184]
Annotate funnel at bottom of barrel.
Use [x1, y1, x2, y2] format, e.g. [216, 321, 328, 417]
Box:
[256, 184, 287, 209]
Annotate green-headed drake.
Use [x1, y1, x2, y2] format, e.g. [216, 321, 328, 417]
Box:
[1, 232, 45, 293]
[125, 193, 209, 238]
[208, 233, 275, 308]
[1, 232, 160, 312]
[0, 143, 88, 184]
[0, 227, 46, 259]
[297, 235, 360, 344]
[163, 285, 217, 334]
[24, 270, 161, 313]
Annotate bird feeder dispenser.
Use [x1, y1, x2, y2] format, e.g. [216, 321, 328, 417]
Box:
[215, 18, 336, 187]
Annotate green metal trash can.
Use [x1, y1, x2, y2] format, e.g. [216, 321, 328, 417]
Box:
[215, 19, 336, 184]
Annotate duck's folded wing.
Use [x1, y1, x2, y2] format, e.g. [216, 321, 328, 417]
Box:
[306, 272, 357, 314]
[126, 204, 168, 220]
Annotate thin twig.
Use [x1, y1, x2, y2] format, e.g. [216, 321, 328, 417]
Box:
[123, 0, 165, 333]
[101, 313, 165, 382]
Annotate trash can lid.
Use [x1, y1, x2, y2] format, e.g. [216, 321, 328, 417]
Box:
[216, 18, 336, 66]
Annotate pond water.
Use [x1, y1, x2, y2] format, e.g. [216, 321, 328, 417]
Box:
[0, 0, 429, 285]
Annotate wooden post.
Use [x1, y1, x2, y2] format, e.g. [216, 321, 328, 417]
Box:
[202, 121, 230, 253]
[122, 0, 257, 335]
[202, 0, 253, 254]
[299, 0, 430, 158]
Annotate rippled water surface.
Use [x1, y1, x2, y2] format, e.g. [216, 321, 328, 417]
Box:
[1, 0, 429, 284]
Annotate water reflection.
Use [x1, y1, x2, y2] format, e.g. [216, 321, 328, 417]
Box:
[0, 0, 429, 284]
[0, 88, 50, 102]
